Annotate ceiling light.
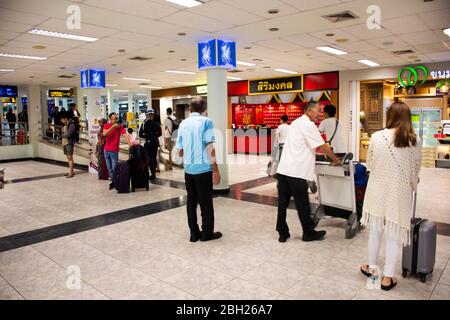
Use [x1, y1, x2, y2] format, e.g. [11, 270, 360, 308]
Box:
[166, 70, 196, 75]
[32, 45, 46, 50]
[244, 46, 252, 50]
[139, 85, 163, 89]
[28, 29, 98, 42]
[106, 84, 118, 87]
[123, 77, 151, 81]
[326, 33, 335, 37]
[177, 32, 186, 36]
[269, 27, 279, 32]
[316, 46, 348, 55]
[274, 68, 297, 74]
[0, 53, 47, 60]
[358, 59, 379, 67]
[227, 76, 243, 80]
[114, 90, 128, 92]
[237, 60, 255, 66]
[335, 38, 348, 43]
[0, 69, 14, 72]
[165, 0, 203, 8]
[443, 28, 450, 38]
[267, 9, 279, 14]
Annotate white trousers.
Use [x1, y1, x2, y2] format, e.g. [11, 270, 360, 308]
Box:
[368, 226, 400, 278]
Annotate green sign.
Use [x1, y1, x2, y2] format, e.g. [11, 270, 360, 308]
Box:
[398, 66, 428, 87]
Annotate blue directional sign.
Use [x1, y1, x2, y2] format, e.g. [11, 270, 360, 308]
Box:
[198, 39, 217, 70]
[0, 85, 18, 97]
[80, 69, 106, 89]
[218, 39, 236, 69]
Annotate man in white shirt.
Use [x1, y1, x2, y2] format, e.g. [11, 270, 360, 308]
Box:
[318, 104, 346, 157]
[163, 108, 177, 170]
[276, 115, 290, 158]
[276, 100, 340, 243]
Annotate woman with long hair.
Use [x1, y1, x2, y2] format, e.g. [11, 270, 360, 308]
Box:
[96, 118, 109, 180]
[359, 102, 422, 291]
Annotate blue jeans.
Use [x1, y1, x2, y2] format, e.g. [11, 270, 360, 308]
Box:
[104, 151, 118, 179]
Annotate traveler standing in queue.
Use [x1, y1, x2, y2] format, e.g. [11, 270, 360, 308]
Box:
[319, 104, 346, 158]
[60, 112, 76, 178]
[51, 106, 62, 140]
[6, 108, 16, 143]
[96, 118, 109, 180]
[276, 100, 340, 243]
[69, 103, 81, 144]
[163, 108, 178, 170]
[139, 110, 161, 181]
[103, 112, 131, 189]
[359, 102, 421, 291]
[275, 114, 290, 157]
[176, 98, 222, 242]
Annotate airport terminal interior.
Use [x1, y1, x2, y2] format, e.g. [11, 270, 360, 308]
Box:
[1, 0, 450, 300]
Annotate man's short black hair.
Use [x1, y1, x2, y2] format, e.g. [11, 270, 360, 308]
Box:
[166, 107, 173, 115]
[304, 99, 319, 111]
[281, 115, 289, 123]
[324, 104, 337, 117]
[108, 112, 116, 119]
[190, 97, 206, 113]
[60, 112, 69, 120]
[127, 127, 133, 134]
[69, 103, 76, 109]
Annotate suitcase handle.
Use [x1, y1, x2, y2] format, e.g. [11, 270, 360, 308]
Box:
[412, 191, 417, 220]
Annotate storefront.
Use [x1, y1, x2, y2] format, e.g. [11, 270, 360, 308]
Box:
[228, 72, 339, 154]
[340, 62, 450, 168]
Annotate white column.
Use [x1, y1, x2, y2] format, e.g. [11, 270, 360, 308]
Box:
[74, 87, 85, 121]
[107, 89, 113, 118]
[207, 68, 229, 192]
[85, 89, 102, 173]
[128, 93, 134, 114]
[27, 85, 43, 156]
[349, 80, 360, 161]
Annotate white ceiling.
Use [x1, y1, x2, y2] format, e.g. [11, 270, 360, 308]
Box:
[0, 0, 449, 95]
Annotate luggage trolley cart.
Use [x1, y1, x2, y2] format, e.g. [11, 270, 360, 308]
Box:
[311, 154, 362, 239]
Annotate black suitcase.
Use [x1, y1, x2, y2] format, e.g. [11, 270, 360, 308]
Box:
[129, 145, 150, 192]
[113, 161, 130, 193]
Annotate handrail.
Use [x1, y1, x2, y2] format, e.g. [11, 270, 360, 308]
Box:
[0, 121, 30, 146]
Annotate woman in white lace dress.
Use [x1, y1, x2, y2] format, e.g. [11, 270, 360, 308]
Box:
[359, 102, 421, 291]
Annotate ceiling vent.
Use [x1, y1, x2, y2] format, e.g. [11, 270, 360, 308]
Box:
[392, 49, 415, 55]
[129, 56, 151, 61]
[322, 11, 359, 23]
[228, 69, 243, 73]
[58, 75, 75, 79]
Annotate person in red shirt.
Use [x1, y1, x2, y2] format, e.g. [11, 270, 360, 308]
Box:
[103, 112, 131, 189]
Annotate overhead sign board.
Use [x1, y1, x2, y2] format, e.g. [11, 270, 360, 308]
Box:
[0, 85, 18, 97]
[198, 39, 236, 70]
[248, 75, 303, 95]
[80, 69, 106, 89]
[48, 89, 73, 98]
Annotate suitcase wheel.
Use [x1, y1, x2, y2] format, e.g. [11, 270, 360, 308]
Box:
[402, 269, 408, 278]
[420, 274, 427, 283]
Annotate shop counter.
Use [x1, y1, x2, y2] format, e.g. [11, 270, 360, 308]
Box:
[233, 127, 273, 155]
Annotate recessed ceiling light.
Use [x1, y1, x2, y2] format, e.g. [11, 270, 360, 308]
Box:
[227, 76, 243, 80]
[316, 46, 348, 55]
[358, 59, 379, 67]
[59, 67, 66, 69]
[29, 76, 34, 78]
[443, 28, 450, 38]
[168, 50, 175, 53]
[118, 49, 126, 53]
[326, 33, 335, 37]
[117, 72, 122, 74]
[415, 59, 422, 62]
[166, 70, 196, 75]
[0, 53, 47, 60]
[263, 66, 271, 69]
[253, 58, 263, 62]
[269, 27, 279, 32]
[28, 29, 98, 42]
[139, 85, 163, 89]
[267, 9, 279, 14]
[111, 64, 117, 66]
[106, 84, 118, 87]
[177, 32, 186, 36]
[274, 68, 297, 74]
[32, 45, 46, 50]
[123, 77, 151, 81]
[237, 60, 255, 66]
[382, 41, 394, 47]
[335, 38, 348, 43]
[181, 58, 187, 61]
[165, 0, 203, 8]
[244, 46, 252, 50]
[0, 69, 14, 72]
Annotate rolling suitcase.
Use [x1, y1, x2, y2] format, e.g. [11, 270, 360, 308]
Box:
[113, 161, 130, 193]
[129, 145, 150, 192]
[402, 192, 436, 283]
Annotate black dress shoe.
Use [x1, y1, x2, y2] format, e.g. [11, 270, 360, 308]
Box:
[109, 182, 115, 190]
[190, 234, 201, 242]
[302, 230, 326, 242]
[278, 232, 291, 243]
[201, 232, 223, 242]
[381, 278, 397, 291]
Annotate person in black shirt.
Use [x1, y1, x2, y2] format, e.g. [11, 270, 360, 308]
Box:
[6, 108, 16, 143]
[69, 103, 81, 143]
[51, 106, 62, 140]
[139, 109, 161, 180]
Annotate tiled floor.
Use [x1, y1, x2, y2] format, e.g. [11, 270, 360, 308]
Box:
[0, 157, 449, 300]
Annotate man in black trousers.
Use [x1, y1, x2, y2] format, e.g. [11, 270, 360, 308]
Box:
[176, 98, 222, 243]
[139, 109, 161, 180]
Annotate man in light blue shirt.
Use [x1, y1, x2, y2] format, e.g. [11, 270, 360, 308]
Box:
[176, 98, 222, 243]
